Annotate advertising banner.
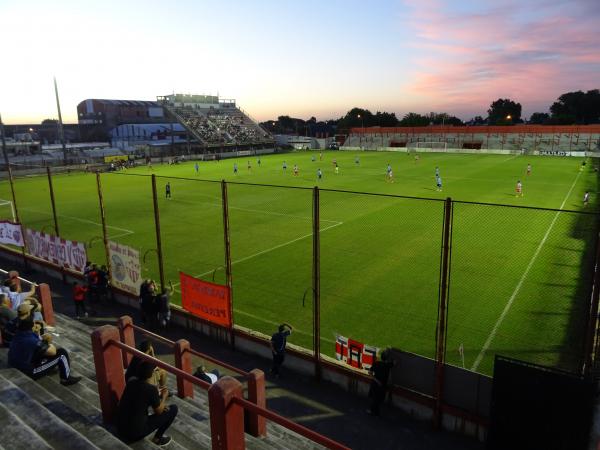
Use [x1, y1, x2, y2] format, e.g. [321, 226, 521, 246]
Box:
[108, 240, 141, 295]
[24, 229, 87, 272]
[335, 334, 378, 371]
[104, 155, 129, 163]
[179, 272, 231, 328]
[0, 221, 24, 247]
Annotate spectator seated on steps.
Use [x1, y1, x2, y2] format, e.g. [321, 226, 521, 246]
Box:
[125, 340, 169, 395]
[117, 361, 178, 446]
[8, 304, 81, 386]
[193, 365, 221, 384]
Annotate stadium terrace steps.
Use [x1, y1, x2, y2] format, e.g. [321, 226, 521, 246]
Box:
[0, 313, 324, 449]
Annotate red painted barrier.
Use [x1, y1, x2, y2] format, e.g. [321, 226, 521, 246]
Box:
[91, 325, 126, 424]
[245, 369, 266, 437]
[117, 315, 135, 368]
[208, 377, 245, 450]
[175, 339, 194, 399]
[37, 283, 54, 326]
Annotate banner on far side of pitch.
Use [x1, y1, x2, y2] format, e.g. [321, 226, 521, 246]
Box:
[179, 272, 231, 328]
[335, 334, 378, 371]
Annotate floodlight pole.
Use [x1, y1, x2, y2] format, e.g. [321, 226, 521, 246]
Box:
[53, 77, 68, 165]
[96, 172, 112, 281]
[46, 167, 66, 283]
[151, 174, 166, 293]
[434, 197, 453, 428]
[1, 113, 28, 269]
[221, 180, 235, 349]
[312, 186, 322, 380]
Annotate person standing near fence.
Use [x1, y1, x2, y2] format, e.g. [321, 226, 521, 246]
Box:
[72, 282, 88, 319]
[165, 182, 171, 199]
[367, 348, 395, 417]
[270, 323, 293, 378]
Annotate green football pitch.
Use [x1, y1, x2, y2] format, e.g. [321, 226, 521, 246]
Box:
[1, 150, 598, 375]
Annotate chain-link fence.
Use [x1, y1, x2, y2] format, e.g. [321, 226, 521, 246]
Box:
[319, 190, 444, 360]
[448, 201, 599, 375]
[1, 168, 598, 377]
[227, 182, 314, 352]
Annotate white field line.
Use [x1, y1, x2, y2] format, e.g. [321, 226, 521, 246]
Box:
[20, 207, 134, 239]
[172, 220, 343, 289]
[172, 196, 340, 224]
[233, 309, 336, 344]
[471, 170, 583, 371]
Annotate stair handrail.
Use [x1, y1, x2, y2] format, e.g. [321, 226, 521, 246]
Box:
[118, 317, 248, 376]
[93, 325, 349, 449]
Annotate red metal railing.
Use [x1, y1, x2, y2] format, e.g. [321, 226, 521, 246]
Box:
[91, 325, 349, 450]
[118, 316, 248, 376]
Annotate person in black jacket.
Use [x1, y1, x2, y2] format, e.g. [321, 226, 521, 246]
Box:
[117, 361, 178, 446]
[367, 348, 395, 416]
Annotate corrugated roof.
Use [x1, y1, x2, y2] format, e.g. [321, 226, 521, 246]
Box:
[80, 99, 160, 107]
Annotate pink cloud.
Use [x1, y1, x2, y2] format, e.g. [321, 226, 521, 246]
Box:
[401, 0, 600, 117]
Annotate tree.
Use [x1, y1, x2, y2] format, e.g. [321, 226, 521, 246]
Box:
[487, 98, 522, 125]
[374, 111, 399, 127]
[399, 112, 430, 127]
[528, 112, 550, 124]
[337, 108, 375, 130]
[550, 89, 600, 124]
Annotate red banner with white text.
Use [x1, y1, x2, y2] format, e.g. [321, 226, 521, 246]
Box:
[179, 272, 231, 328]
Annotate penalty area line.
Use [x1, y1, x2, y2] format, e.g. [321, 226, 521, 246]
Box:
[471, 170, 583, 372]
[171, 221, 344, 289]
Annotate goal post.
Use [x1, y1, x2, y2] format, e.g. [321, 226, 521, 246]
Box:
[0, 199, 16, 223]
[407, 142, 448, 152]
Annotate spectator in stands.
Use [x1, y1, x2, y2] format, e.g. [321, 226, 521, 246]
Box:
[86, 264, 100, 313]
[125, 340, 168, 392]
[193, 366, 221, 385]
[0, 293, 17, 343]
[117, 361, 178, 446]
[140, 279, 157, 326]
[97, 265, 110, 302]
[7, 281, 36, 311]
[367, 348, 395, 417]
[8, 305, 81, 385]
[156, 284, 173, 329]
[72, 281, 88, 319]
[270, 323, 293, 378]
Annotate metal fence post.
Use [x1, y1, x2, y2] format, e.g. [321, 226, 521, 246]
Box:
[221, 180, 235, 348]
[151, 174, 166, 292]
[96, 171, 112, 279]
[434, 197, 453, 428]
[583, 231, 600, 376]
[46, 167, 66, 283]
[313, 186, 321, 380]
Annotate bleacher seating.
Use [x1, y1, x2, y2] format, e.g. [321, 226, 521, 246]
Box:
[162, 103, 272, 147]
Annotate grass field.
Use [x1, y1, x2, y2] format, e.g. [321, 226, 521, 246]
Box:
[1, 150, 598, 375]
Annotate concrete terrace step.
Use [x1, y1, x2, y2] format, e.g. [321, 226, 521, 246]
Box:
[0, 374, 100, 450]
[4, 367, 130, 450]
[0, 402, 53, 450]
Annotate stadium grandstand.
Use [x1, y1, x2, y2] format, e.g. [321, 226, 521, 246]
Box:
[158, 94, 274, 148]
[344, 125, 600, 154]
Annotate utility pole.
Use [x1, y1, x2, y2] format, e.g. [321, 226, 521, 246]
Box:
[53, 77, 68, 165]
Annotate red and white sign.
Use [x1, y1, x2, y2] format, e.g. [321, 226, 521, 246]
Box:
[179, 272, 232, 328]
[335, 334, 378, 371]
[0, 221, 24, 247]
[24, 229, 87, 273]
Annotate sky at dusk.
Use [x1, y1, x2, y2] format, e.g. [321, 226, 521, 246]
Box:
[1, 0, 599, 124]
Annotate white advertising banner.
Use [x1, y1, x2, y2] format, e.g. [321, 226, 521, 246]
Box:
[0, 221, 24, 247]
[108, 240, 141, 295]
[24, 229, 87, 272]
